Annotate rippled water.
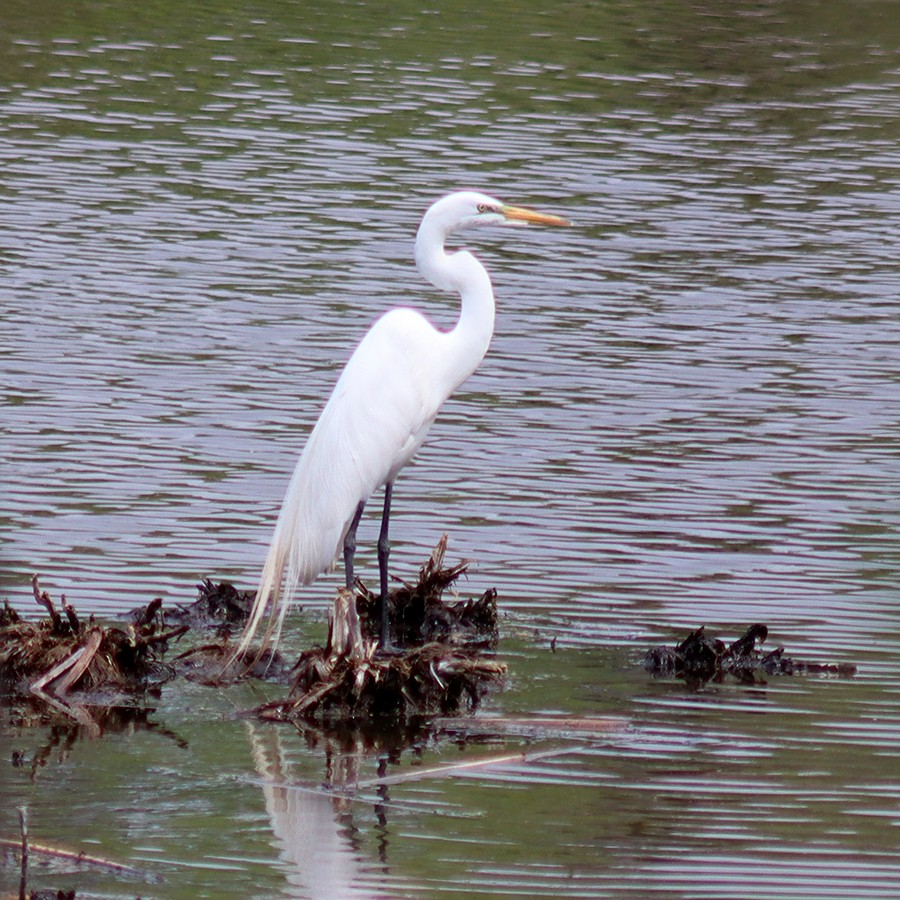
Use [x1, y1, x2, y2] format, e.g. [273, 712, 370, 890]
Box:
[2, 0, 899, 897]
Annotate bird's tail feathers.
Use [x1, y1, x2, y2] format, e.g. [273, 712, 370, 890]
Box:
[229, 528, 293, 669]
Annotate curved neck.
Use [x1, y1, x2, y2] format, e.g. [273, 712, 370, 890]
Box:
[415, 218, 496, 389]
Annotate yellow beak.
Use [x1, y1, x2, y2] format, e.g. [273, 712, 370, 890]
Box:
[500, 204, 570, 227]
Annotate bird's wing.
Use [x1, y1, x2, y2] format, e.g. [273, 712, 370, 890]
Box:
[239, 307, 447, 655]
[293, 306, 446, 573]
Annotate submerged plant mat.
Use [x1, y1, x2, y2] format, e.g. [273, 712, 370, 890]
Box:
[255, 536, 506, 723]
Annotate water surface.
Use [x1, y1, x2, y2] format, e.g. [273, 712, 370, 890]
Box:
[2, 0, 899, 897]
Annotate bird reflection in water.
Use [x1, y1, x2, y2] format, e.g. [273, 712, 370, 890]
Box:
[245, 722, 412, 899]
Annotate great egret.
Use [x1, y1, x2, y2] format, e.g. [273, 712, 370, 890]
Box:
[235, 190, 568, 661]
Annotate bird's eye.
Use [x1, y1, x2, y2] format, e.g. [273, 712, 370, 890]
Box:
[477, 203, 493, 214]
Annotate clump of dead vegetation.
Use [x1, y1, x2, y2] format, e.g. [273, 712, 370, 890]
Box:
[159, 578, 256, 631]
[642, 624, 857, 686]
[1, 539, 506, 726]
[256, 537, 505, 723]
[0, 577, 184, 704]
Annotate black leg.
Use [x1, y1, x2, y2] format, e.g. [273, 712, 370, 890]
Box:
[378, 482, 393, 647]
[343, 501, 365, 589]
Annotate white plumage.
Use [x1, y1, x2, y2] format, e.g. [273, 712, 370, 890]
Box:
[235, 191, 568, 659]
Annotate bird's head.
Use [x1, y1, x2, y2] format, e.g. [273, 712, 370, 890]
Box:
[425, 190, 570, 236]
[415, 190, 569, 291]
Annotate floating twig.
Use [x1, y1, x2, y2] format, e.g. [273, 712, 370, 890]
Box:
[439, 715, 627, 739]
[0, 836, 157, 880]
[350, 744, 583, 790]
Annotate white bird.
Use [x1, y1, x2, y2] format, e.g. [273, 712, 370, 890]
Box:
[235, 190, 568, 661]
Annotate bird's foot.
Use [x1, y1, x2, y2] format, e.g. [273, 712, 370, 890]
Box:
[375, 641, 404, 658]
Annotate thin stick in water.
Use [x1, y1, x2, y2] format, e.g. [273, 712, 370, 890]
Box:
[18, 806, 28, 900]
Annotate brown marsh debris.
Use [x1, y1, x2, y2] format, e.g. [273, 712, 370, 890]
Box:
[158, 578, 257, 631]
[0, 577, 185, 706]
[642, 624, 858, 686]
[1, 539, 505, 727]
[355, 542, 498, 649]
[255, 536, 506, 723]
